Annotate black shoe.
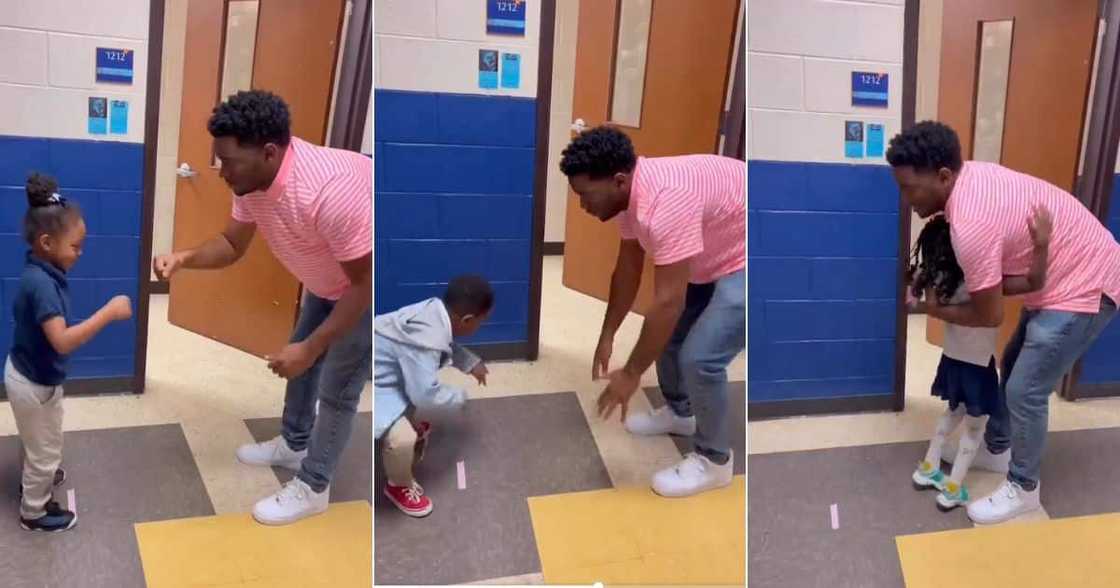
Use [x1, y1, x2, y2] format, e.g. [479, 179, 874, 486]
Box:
[17, 468, 66, 498]
[20, 500, 76, 532]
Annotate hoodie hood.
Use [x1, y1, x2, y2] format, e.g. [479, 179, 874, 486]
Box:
[374, 298, 454, 353]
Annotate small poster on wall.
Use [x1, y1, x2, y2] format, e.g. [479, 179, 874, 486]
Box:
[88, 97, 108, 135]
[866, 123, 885, 158]
[501, 53, 521, 89]
[479, 50, 499, 89]
[844, 120, 864, 158]
[487, 0, 527, 36]
[96, 48, 134, 84]
[851, 71, 888, 108]
[110, 99, 129, 135]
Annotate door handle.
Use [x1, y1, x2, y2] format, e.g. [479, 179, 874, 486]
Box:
[571, 118, 588, 133]
[176, 163, 198, 178]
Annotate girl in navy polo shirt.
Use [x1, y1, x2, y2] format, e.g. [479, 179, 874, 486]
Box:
[6, 173, 131, 532]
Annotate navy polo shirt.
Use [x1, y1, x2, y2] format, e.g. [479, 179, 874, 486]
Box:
[10, 253, 71, 386]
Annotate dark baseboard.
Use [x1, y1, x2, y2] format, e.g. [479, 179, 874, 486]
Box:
[748, 393, 898, 421]
[472, 342, 532, 362]
[543, 242, 564, 256]
[0, 376, 135, 401]
[149, 280, 169, 294]
[1067, 383, 1120, 400]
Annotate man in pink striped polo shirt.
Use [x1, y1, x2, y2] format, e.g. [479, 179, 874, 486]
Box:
[153, 91, 372, 525]
[888, 121, 1120, 524]
[560, 126, 745, 498]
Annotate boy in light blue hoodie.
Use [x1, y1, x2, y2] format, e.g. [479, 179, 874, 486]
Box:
[375, 275, 492, 517]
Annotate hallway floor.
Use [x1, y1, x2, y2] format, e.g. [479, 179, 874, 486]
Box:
[374, 256, 746, 585]
[748, 315, 1120, 588]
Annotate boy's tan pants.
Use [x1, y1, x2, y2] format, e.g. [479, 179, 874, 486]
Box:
[382, 416, 417, 486]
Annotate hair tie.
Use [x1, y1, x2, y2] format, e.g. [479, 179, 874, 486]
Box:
[48, 193, 67, 207]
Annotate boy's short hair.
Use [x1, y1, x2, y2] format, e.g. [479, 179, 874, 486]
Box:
[443, 275, 494, 316]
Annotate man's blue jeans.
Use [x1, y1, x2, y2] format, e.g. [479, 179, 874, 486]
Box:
[985, 296, 1116, 490]
[281, 292, 372, 492]
[655, 269, 745, 463]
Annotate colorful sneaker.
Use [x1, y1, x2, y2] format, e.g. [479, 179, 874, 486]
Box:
[18, 467, 67, 498]
[20, 499, 77, 533]
[413, 421, 432, 463]
[912, 461, 947, 491]
[936, 481, 970, 511]
[384, 482, 434, 518]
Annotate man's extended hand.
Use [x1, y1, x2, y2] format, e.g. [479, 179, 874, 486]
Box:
[266, 342, 318, 380]
[597, 369, 641, 422]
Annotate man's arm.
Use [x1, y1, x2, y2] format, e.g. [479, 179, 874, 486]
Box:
[302, 251, 373, 357]
[178, 218, 257, 270]
[927, 284, 1003, 328]
[602, 240, 645, 338]
[621, 259, 691, 378]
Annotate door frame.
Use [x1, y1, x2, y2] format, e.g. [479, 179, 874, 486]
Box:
[131, 0, 166, 395]
[328, 0, 372, 152]
[1064, 0, 1120, 400]
[527, 0, 557, 361]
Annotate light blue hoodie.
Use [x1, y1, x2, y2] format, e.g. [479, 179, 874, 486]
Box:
[373, 297, 481, 439]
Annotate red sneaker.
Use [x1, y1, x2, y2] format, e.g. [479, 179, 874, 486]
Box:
[413, 421, 432, 463]
[383, 482, 433, 517]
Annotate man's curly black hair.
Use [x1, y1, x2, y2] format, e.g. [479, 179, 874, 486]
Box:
[559, 126, 637, 179]
[207, 90, 291, 147]
[886, 120, 962, 173]
[909, 215, 964, 305]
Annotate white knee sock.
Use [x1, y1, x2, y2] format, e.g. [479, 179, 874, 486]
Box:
[948, 415, 986, 487]
[923, 405, 965, 467]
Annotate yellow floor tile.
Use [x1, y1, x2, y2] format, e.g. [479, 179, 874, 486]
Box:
[896, 512, 1120, 587]
[134, 501, 371, 588]
[527, 477, 745, 585]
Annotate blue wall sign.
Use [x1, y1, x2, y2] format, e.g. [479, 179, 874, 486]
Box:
[844, 120, 864, 158]
[501, 53, 521, 89]
[96, 48, 134, 84]
[110, 100, 129, 135]
[851, 71, 888, 108]
[479, 50, 499, 89]
[88, 97, 107, 135]
[866, 123, 885, 158]
[487, 0, 527, 36]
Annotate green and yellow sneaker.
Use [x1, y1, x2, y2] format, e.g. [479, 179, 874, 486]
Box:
[936, 481, 970, 511]
[912, 461, 947, 491]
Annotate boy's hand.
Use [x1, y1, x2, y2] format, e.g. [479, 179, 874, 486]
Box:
[266, 342, 317, 379]
[470, 363, 488, 386]
[1029, 205, 1053, 248]
[152, 253, 184, 281]
[107, 295, 132, 321]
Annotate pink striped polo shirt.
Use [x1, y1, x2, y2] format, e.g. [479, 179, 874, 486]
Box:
[617, 155, 746, 284]
[946, 161, 1120, 313]
[231, 137, 372, 301]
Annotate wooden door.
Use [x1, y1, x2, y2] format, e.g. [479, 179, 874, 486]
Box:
[170, 0, 345, 357]
[562, 0, 740, 313]
[927, 0, 1099, 362]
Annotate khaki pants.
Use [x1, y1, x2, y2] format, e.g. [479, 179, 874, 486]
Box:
[381, 416, 417, 486]
[5, 357, 63, 520]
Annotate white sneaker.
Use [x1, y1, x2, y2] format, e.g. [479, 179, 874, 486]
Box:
[651, 452, 734, 497]
[966, 479, 1040, 524]
[942, 441, 1010, 474]
[236, 436, 307, 471]
[625, 405, 697, 437]
[252, 479, 330, 525]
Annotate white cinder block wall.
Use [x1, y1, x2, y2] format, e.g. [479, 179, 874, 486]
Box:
[0, 0, 150, 144]
[375, 0, 540, 98]
[747, 0, 904, 165]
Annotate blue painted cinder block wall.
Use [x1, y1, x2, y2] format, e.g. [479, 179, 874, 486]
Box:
[374, 89, 535, 346]
[748, 160, 900, 402]
[0, 135, 141, 380]
[1075, 179, 1120, 384]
